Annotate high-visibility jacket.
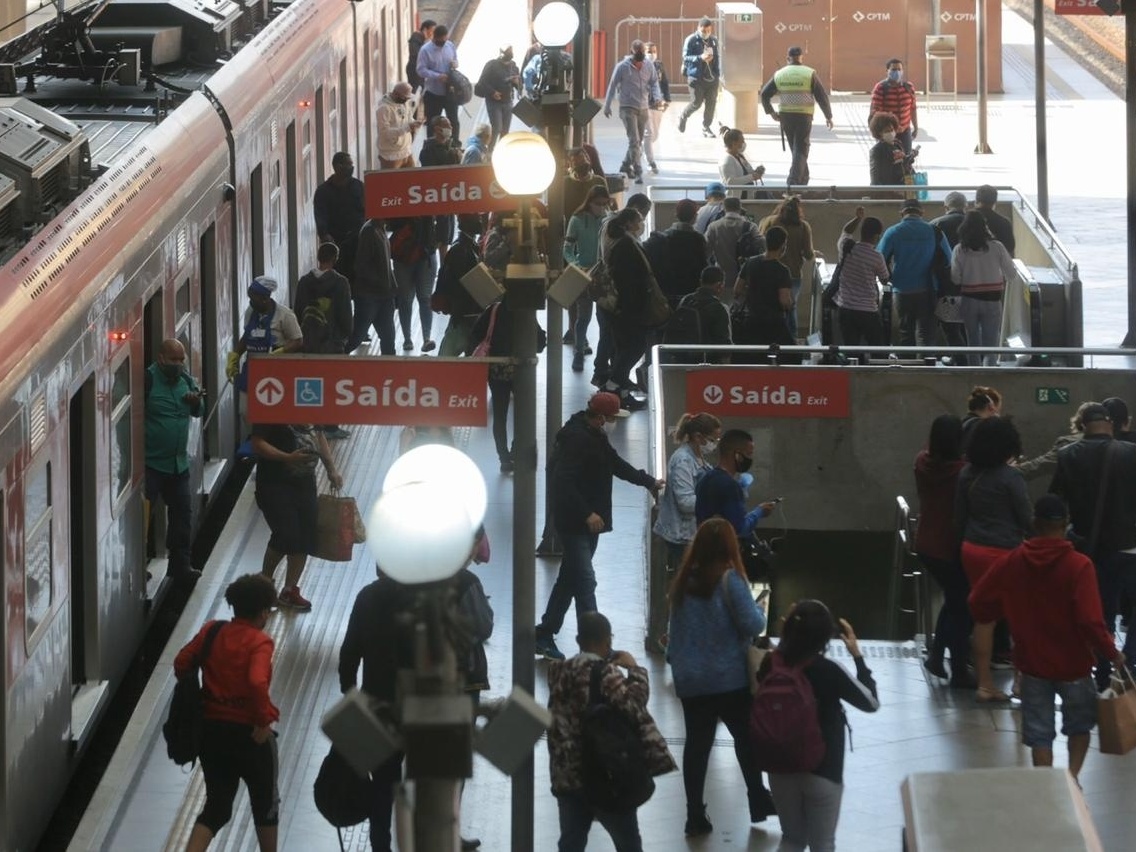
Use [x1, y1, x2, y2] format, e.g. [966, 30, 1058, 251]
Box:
[774, 64, 816, 115]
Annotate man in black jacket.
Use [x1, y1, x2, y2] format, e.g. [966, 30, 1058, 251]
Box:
[435, 214, 485, 356]
[975, 184, 1015, 256]
[1049, 402, 1136, 687]
[534, 392, 663, 660]
[406, 20, 436, 90]
[348, 219, 397, 354]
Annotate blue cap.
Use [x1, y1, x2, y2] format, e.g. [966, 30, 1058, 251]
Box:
[249, 275, 278, 297]
[705, 181, 726, 198]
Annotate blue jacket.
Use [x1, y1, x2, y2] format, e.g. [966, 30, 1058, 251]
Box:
[682, 32, 720, 82]
[694, 467, 767, 536]
[876, 216, 952, 294]
[668, 570, 766, 698]
[604, 56, 662, 112]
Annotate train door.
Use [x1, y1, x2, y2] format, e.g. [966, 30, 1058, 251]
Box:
[315, 87, 326, 184]
[142, 292, 164, 573]
[286, 122, 299, 287]
[250, 163, 265, 279]
[339, 59, 349, 157]
[362, 30, 373, 171]
[199, 225, 221, 461]
[69, 378, 97, 686]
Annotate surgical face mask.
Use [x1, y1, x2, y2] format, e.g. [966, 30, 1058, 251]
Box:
[603, 419, 618, 435]
[735, 453, 754, 474]
[888, 69, 902, 83]
[882, 131, 897, 144]
[702, 438, 719, 454]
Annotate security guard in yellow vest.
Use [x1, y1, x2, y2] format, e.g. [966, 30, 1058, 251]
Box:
[760, 46, 833, 186]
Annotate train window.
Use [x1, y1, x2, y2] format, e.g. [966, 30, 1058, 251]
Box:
[176, 278, 190, 319]
[328, 85, 339, 162]
[111, 358, 131, 499]
[338, 60, 348, 153]
[302, 120, 313, 199]
[25, 461, 52, 643]
[314, 87, 325, 183]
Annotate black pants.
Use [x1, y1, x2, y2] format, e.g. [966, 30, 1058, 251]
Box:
[145, 466, 192, 574]
[592, 308, 616, 383]
[488, 377, 513, 462]
[423, 90, 460, 140]
[369, 753, 406, 852]
[609, 320, 648, 389]
[838, 307, 885, 345]
[679, 689, 767, 811]
[197, 720, 280, 833]
[895, 290, 935, 347]
[919, 553, 972, 678]
[681, 80, 719, 129]
[939, 320, 968, 362]
[781, 113, 813, 185]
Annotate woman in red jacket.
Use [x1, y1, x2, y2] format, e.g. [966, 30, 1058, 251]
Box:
[179, 574, 280, 852]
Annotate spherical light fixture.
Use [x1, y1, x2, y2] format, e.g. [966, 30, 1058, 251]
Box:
[382, 444, 487, 534]
[491, 132, 556, 196]
[533, 2, 580, 49]
[366, 482, 475, 584]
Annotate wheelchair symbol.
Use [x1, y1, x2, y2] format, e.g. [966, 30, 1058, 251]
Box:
[295, 378, 324, 407]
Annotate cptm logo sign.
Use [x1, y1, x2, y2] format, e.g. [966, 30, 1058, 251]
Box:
[773, 22, 813, 34]
[688, 369, 851, 419]
[852, 10, 892, 22]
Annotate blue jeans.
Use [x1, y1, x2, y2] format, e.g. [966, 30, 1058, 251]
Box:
[960, 296, 1002, 366]
[1019, 674, 1098, 749]
[393, 256, 437, 342]
[486, 98, 512, 147]
[347, 294, 396, 354]
[556, 791, 643, 852]
[537, 532, 599, 638]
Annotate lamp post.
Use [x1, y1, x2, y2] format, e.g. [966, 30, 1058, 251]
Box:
[490, 130, 556, 852]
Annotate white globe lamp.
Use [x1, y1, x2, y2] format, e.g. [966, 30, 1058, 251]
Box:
[366, 482, 475, 584]
[533, 2, 580, 49]
[491, 132, 556, 197]
[382, 444, 487, 535]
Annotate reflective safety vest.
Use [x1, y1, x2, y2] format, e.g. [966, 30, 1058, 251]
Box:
[774, 64, 816, 115]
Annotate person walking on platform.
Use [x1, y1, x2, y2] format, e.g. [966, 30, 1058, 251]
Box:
[668, 518, 775, 835]
[547, 612, 676, 851]
[435, 213, 487, 357]
[706, 197, 760, 296]
[642, 42, 671, 174]
[678, 17, 720, 138]
[868, 58, 918, 155]
[348, 218, 397, 354]
[295, 242, 354, 440]
[877, 200, 952, 348]
[406, 19, 436, 91]
[733, 225, 797, 353]
[694, 429, 775, 543]
[180, 573, 280, 852]
[564, 185, 611, 371]
[462, 123, 492, 165]
[757, 195, 814, 339]
[970, 495, 1125, 780]
[145, 338, 203, 583]
[654, 413, 722, 574]
[314, 152, 366, 285]
[833, 214, 890, 346]
[760, 46, 833, 186]
[389, 216, 438, 351]
[474, 46, 521, 147]
[417, 24, 461, 140]
[695, 181, 727, 234]
[377, 82, 421, 169]
[249, 422, 342, 612]
[534, 393, 663, 660]
[602, 40, 662, 185]
[419, 116, 463, 262]
[974, 185, 1016, 256]
[951, 210, 1016, 367]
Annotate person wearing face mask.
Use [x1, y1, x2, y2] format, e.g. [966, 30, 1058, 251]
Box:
[678, 17, 721, 138]
[602, 39, 663, 185]
[534, 392, 664, 660]
[564, 185, 612, 372]
[416, 23, 461, 139]
[654, 413, 723, 581]
[377, 82, 422, 169]
[419, 116, 462, 260]
[563, 147, 609, 227]
[694, 429, 776, 539]
[145, 338, 204, 583]
[642, 42, 671, 174]
[867, 111, 909, 194]
[313, 152, 365, 284]
[869, 58, 918, 156]
[718, 127, 767, 199]
[475, 46, 522, 148]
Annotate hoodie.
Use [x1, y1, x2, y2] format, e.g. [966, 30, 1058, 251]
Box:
[461, 134, 489, 165]
[969, 537, 1121, 680]
[913, 450, 965, 561]
[377, 93, 416, 161]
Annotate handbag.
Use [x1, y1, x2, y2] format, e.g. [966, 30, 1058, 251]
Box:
[934, 295, 963, 324]
[1098, 666, 1136, 756]
[471, 303, 500, 358]
[822, 257, 846, 305]
[314, 492, 366, 562]
[587, 260, 619, 313]
[720, 572, 767, 695]
[641, 271, 673, 328]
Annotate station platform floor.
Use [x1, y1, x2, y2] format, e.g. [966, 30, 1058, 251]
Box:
[67, 3, 1136, 852]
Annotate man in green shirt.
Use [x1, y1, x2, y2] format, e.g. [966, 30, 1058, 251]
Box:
[145, 338, 203, 582]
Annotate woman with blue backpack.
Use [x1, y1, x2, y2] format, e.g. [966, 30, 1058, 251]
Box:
[752, 600, 880, 852]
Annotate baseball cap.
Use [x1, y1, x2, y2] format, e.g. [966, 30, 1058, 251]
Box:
[944, 191, 966, 210]
[705, 181, 726, 199]
[1081, 402, 1111, 424]
[588, 391, 629, 418]
[900, 199, 923, 214]
[1102, 397, 1129, 427]
[788, 46, 803, 58]
[1034, 494, 1068, 522]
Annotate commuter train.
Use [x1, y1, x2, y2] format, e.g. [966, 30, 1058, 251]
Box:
[0, 0, 412, 847]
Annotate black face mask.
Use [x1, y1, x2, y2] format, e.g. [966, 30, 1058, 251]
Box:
[735, 454, 753, 474]
[159, 363, 182, 380]
[393, 96, 408, 104]
[632, 52, 645, 62]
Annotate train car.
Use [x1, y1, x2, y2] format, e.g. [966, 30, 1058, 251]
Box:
[0, 0, 412, 847]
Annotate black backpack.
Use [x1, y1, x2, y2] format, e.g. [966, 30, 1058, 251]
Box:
[313, 744, 372, 829]
[661, 293, 704, 347]
[447, 68, 473, 106]
[580, 661, 655, 813]
[735, 225, 766, 267]
[163, 620, 226, 766]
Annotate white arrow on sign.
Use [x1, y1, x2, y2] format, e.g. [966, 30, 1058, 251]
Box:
[255, 377, 285, 406]
[703, 384, 725, 405]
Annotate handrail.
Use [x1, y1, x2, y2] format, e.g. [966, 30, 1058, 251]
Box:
[649, 354, 668, 478]
[651, 343, 1134, 357]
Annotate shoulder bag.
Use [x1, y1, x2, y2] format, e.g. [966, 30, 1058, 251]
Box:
[721, 572, 767, 695]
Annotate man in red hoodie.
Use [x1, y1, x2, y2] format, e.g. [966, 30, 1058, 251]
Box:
[970, 495, 1125, 778]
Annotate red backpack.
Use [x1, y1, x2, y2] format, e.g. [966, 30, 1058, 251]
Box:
[749, 649, 825, 773]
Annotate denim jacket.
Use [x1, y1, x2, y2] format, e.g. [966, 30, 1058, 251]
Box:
[653, 443, 712, 544]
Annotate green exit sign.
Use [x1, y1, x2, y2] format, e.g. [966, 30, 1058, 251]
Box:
[1035, 387, 1070, 404]
[737, 13, 754, 22]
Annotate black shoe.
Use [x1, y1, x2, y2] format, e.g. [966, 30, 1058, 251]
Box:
[749, 787, 777, 823]
[620, 392, 647, 412]
[170, 567, 202, 583]
[685, 806, 712, 836]
[923, 658, 949, 679]
[500, 459, 515, 474]
[590, 372, 609, 389]
[678, 114, 688, 133]
[461, 840, 481, 851]
[562, 330, 575, 345]
[571, 352, 584, 372]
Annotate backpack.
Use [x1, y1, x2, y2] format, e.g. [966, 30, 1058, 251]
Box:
[587, 259, 619, 313]
[661, 293, 703, 347]
[163, 620, 227, 766]
[458, 571, 494, 644]
[313, 744, 372, 829]
[735, 225, 766, 267]
[456, 569, 494, 691]
[482, 227, 512, 270]
[580, 661, 656, 813]
[749, 650, 826, 773]
[300, 289, 335, 353]
[447, 68, 474, 106]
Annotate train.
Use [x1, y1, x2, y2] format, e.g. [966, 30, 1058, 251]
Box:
[0, 0, 413, 847]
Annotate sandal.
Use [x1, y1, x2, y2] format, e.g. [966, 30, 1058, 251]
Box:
[976, 686, 1010, 703]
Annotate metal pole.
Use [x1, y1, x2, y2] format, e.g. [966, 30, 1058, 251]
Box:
[974, 0, 992, 154]
[1125, 4, 1136, 347]
[1032, 0, 1049, 223]
[510, 198, 538, 852]
[571, 0, 590, 148]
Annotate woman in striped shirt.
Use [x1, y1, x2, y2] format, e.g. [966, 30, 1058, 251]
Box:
[834, 215, 890, 345]
[951, 211, 1016, 366]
